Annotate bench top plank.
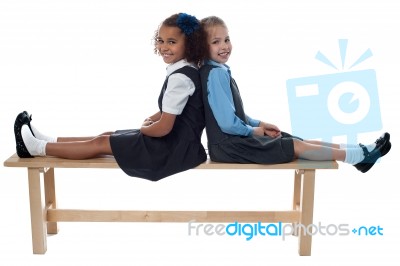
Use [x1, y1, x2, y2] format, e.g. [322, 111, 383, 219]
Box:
[4, 154, 338, 170]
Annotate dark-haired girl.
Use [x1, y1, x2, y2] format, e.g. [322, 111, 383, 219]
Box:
[14, 13, 208, 181]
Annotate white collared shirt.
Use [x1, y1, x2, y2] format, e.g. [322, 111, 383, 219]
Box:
[162, 59, 197, 115]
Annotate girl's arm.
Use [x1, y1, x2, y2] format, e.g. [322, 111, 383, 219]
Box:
[140, 112, 176, 137]
[143, 111, 162, 126]
[148, 111, 162, 122]
[141, 70, 194, 137]
[208, 68, 254, 136]
[249, 122, 282, 138]
[245, 115, 260, 127]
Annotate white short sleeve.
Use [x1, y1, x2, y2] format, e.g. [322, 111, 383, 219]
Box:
[162, 73, 195, 115]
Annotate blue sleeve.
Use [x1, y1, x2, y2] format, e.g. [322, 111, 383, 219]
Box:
[207, 68, 254, 136]
[246, 115, 260, 127]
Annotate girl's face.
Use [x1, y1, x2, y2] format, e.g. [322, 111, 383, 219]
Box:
[156, 25, 186, 64]
[206, 25, 232, 64]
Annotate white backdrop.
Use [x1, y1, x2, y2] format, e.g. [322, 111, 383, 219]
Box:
[1, 0, 399, 265]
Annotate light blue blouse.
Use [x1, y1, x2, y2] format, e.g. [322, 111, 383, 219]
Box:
[206, 60, 260, 136]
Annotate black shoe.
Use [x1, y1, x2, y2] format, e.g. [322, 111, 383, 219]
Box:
[374, 132, 390, 157]
[354, 138, 391, 173]
[22, 111, 35, 137]
[14, 111, 33, 158]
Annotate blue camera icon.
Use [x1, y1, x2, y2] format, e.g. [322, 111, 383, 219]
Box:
[286, 69, 382, 142]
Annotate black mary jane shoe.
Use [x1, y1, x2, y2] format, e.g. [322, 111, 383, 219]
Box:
[22, 110, 35, 136]
[14, 111, 34, 158]
[354, 140, 391, 173]
[354, 132, 391, 173]
[374, 132, 390, 157]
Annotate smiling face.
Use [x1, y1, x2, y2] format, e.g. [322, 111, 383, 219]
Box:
[156, 25, 186, 64]
[205, 25, 232, 64]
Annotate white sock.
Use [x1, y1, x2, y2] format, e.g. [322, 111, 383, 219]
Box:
[344, 147, 365, 165]
[30, 125, 57, 143]
[21, 125, 47, 156]
[340, 143, 376, 152]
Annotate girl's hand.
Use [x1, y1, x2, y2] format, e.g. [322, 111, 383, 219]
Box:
[252, 127, 265, 137]
[140, 112, 176, 137]
[264, 128, 281, 138]
[260, 121, 282, 138]
[142, 118, 154, 127]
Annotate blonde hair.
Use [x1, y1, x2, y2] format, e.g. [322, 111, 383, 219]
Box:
[200, 16, 228, 60]
[200, 16, 227, 31]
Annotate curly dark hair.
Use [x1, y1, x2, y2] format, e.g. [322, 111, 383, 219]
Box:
[153, 13, 208, 66]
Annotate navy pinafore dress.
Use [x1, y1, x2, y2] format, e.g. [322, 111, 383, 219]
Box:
[200, 64, 300, 164]
[110, 66, 207, 181]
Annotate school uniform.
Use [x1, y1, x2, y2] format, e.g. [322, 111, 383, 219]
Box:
[200, 60, 300, 164]
[110, 60, 207, 181]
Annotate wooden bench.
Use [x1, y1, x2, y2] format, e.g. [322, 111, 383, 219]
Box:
[3, 153, 338, 256]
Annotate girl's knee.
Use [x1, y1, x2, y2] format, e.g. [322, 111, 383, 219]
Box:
[293, 139, 301, 149]
[292, 139, 303, 158]
[99, 131, 114, 136]
[91, 135, 111, 152]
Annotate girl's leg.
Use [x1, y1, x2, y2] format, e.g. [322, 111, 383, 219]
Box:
[293, 133, 391, 173]
[302, 138, 379, 159]
[22, 125, 113, 159]
[31, 121, 113, 142]
[294, 136, 385, 165]
[293, 139, 345, 161]
[46, 135, 113, 159]
[57, 132, 114, 142]
[303, 140, 340, 149]
[304, 140, 379, 152]
[295, 136, 384, 164]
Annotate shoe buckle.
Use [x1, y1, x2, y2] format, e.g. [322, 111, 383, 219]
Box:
[359, 143, 369, 157]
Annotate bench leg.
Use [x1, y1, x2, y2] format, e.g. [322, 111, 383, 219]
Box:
[44, 168, 58, 234]
[298, 169, 315, 256]
[28, 168, 47, 254]
[292, 170, 302, 236]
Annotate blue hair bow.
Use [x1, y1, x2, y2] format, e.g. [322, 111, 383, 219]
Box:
[176, 13, 200, 36]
